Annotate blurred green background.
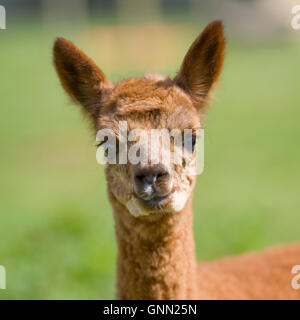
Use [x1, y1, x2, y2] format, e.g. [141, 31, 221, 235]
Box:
[0, 0, 300, 299]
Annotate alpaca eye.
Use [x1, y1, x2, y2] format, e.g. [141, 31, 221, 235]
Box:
[96, 138, 119, 161]
[103, 142, 119, 159]
[115, 140, 120, 155]
[192, 135, 196, 150]
[183, 135, 196, 153]
[104, 147, 109, 158]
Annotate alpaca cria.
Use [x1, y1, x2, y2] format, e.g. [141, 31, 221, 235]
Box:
[53, 21, 300, 300]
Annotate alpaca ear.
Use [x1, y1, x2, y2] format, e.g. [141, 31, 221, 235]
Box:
[53, 38, 112, 119]
[174, 21, 225, 109]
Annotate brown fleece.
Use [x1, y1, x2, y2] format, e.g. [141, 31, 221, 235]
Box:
[53, 21, 300, 300]
[111, 193, 197, 299]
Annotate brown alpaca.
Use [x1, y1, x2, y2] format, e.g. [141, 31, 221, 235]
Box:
[53, 21, 300, 300]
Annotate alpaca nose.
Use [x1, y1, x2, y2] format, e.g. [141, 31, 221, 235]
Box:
[133, 166, 171, 201]
[134, 168, 169, 186]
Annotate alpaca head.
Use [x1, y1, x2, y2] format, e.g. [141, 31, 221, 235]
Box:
[53, 21, 225, 218]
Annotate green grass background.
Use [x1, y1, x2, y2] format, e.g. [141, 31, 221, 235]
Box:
[0, 22, 300, 299]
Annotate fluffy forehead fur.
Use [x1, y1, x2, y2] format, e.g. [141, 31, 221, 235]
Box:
[98, 76, 201, 134]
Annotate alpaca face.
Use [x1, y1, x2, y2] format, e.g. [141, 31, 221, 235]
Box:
[53, 21, 225, 217]
[98, 76, 201, 216]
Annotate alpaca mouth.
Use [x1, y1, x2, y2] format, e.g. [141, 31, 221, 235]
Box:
[139, 193, 171, 209]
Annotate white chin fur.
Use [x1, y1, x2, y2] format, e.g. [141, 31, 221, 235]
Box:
[125, 192, 189, 217]
[172, 191, 189, 212]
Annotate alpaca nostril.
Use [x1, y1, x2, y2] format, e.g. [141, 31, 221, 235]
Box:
[134, 173, 155, 185]
[156, 171, 169, 179]
[134, 173, 146, 184]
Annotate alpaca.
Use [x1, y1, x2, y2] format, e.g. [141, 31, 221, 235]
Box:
[53, 21, 300, 300]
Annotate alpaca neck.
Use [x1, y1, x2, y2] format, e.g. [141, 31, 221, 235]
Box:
[110, 193, 198, 299]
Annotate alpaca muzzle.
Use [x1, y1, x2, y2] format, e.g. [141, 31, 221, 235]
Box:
[133, 166, 172, 204]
